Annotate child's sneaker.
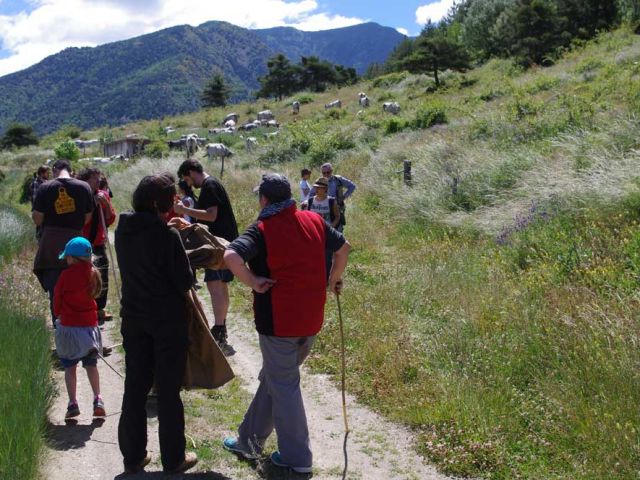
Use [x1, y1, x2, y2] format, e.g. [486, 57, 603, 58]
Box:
[93, 396, 106, 417]
[65, 401, 80, 419]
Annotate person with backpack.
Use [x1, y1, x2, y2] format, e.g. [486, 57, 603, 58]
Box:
[302, 177, 341, 229]
[308, 162, 356, 232]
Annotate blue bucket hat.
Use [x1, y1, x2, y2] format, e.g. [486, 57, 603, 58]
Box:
[58, 236, 92, 259]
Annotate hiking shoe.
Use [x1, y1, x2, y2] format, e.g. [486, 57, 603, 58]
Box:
[65, 402, 80, 419]
[164, 452, 198, 474]
[223, 437, 259, 460]
[93, 397, 106, 417]
[211, 325, 235, 356]
[102, 345, 113, 356]
[270, 451, 312, 474]
[124, 453, 151, 474]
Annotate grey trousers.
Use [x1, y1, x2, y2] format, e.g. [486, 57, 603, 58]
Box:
[238, 334, 315, 468]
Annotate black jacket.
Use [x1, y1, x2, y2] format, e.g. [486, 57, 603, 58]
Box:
[115, 212, 193, 323]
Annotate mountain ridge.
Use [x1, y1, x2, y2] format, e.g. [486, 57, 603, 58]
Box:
[0, 21, 405, 134]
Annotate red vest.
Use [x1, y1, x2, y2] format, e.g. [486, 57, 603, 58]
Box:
[258, 206, 327, 336]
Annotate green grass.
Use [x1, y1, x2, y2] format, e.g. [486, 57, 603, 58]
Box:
[0, 304, 52, 480]
[0, 210, 53, 480]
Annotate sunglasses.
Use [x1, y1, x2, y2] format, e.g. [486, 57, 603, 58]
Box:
[321, 170, 332, 175]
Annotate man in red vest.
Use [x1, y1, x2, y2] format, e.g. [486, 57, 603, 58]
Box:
[221, 173, 350, 474]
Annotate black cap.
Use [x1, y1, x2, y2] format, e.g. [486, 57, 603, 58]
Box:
[258, 173, 292, 203]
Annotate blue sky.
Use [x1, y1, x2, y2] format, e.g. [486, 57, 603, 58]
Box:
[0, 0, 455, 77]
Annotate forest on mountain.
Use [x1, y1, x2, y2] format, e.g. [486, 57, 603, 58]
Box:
[0, 21, 403, 135]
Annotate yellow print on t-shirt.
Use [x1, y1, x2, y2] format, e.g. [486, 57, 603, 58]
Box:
[54, 187, 76, 215]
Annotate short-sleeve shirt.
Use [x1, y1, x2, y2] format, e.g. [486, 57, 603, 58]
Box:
[196, 176, 238, 242]
[33, 178, 94, 230]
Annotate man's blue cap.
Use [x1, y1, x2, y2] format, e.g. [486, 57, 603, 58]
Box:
[58, 236, 92, 259]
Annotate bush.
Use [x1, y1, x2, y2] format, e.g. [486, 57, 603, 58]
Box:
[258, 144, 299, 166]
[0, 124, 39, 150]
[297, 95, 314, 104]
[412, 102, 447, 129]
[384, 118, 407, 135]
[307, 143, 336, 166]
[54, 140, 80, 161]
[325, 109, 346, 120]
[329, 130, 356, 150]
[371, 71, 408, 88]
[59, 124, 82, 139]
[144, 140, 169, 159]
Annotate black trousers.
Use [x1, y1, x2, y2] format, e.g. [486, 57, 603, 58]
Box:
[92, 245, 109, 311]
[118, 317, 188, 471]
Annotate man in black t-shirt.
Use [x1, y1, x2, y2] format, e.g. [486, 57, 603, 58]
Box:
[32, 159, 94, 327]
[175, 159, 238, 355]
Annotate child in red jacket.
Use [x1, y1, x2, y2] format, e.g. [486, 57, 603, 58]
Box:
[54, 236, 105, 419]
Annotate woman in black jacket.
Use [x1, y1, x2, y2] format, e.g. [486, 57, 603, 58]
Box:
[115, 173, 198, 474]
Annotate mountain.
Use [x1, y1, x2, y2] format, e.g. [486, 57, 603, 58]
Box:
[0, 21, 405, 134]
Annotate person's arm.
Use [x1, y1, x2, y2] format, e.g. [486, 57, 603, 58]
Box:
[97, 191, 116, 225]
[32, 210, 44, 226]
[328, 241, 350, 294]
[224, 250, 275, 293]
[174, 200, 217, 222]
[340, 176, 356, 200]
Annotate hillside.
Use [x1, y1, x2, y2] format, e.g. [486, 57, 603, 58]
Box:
[0, 21, 404, 135]
[1, 26, 639, 479]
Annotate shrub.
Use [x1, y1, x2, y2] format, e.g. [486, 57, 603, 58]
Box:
[506, 94, 544, 121]
[144, 140, 169, 159]
[384, 118, 407, 135]
[0, 124, 39, 150]
[54, 140, 80, 161]
[59, 124, 82, 139]
[329, 130, 356, 150]
[297, 94, 314, 104]
[371, 71, 408, 88]
[525, 75, 561, 94]
[325, 109, 346, 120]
[412, 102, 447, 129]
[307, 142, 336, 166]
[258, 144, 299, 166]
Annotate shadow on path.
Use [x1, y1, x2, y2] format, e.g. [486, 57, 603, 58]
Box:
[47, 418, 106, 450]
[113, 471, 231, 479]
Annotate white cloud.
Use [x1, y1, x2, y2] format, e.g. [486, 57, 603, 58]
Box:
[415, 0, 455, 26]
[0, 0, 365, 77]
[396, 27, 409, 36]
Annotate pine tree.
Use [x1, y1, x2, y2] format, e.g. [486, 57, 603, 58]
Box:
[401, 21, 470, 88]
[201, 74, 231, 108]
[257, 54, 297, 100]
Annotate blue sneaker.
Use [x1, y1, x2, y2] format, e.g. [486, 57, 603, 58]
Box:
[223, 437, 259, 460]
[270, 451, 312, 474]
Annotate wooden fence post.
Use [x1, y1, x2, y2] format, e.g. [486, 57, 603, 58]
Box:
[403, 160, 412, 186]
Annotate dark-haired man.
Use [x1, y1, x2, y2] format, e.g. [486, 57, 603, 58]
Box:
[221, 174, 350, 474]
[175, 159, 238, 355]
[32, 159, 95, 327]
[76, 167, 116, 323]
[115, 173, 198, 475]
[29, 165, 51, 207]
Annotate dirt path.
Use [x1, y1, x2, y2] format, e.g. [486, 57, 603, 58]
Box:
[43, 288, 450, 480]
